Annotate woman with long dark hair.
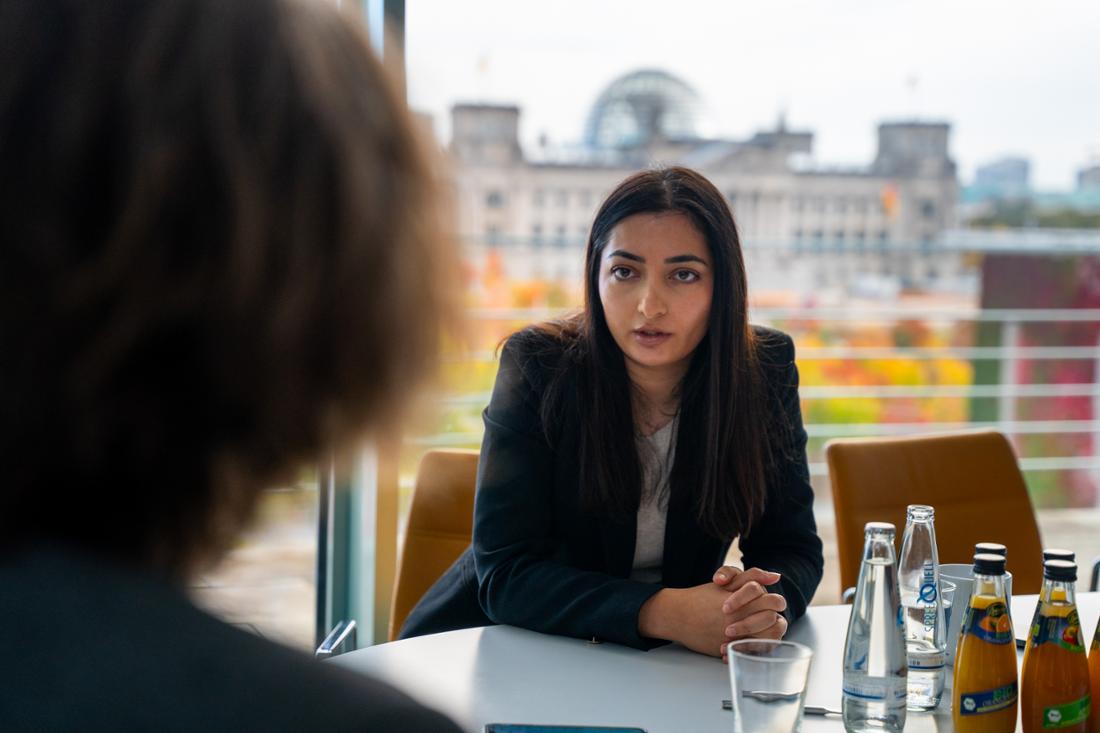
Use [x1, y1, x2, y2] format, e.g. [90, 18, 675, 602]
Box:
[403, 166, 823, 656]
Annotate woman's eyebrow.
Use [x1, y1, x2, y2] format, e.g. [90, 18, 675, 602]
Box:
[606, 250, 708, 266]
[607, 249, 645, 262]
[665, 254, 708, 265]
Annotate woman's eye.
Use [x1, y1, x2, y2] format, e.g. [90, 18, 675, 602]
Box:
[611, 266, 634, 280]
[672, 269, 700, 283]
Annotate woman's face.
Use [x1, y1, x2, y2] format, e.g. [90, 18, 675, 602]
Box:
[598, 211, 713, 378]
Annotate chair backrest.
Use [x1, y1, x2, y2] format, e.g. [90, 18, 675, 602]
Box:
[826, 430, 1043, 596]
[388, 449, 479, 641]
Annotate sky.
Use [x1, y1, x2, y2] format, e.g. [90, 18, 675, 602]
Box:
[406, 0, 1100, 189]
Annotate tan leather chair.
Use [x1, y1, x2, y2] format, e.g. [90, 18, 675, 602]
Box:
[826, 430, 1044, 597]
[388, 449, 479, 641]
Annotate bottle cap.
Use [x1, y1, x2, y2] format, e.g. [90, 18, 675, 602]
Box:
[974, 542, 1007, 558]
[1043, 559, 1077, 582]
[1042, 548, 1075, 562]
[973, 552, 1006, 576]
[864, 521, 895, 537]
[905, 504, 934, 520]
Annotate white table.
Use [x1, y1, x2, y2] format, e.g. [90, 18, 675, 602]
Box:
[331, 593, 1100, 732]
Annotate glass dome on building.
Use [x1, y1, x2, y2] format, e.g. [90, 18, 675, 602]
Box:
[584, 69, 704, 150]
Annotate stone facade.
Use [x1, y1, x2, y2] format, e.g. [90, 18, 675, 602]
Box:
[446, 71, 962, 297]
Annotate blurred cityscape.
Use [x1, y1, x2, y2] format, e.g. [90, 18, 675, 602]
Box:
[197, 64, 1100, 650]
[430, 66, 1100, 509]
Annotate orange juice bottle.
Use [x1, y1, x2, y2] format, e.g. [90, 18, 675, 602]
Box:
[1042, 549, 1075, 602]
[953, 553, 1018, 732]
[1026, 550, 1077, 645]
[977, 541, 1008, 558]
[1089, 611, 1100, 733]
[1021, 559, 1090, 732]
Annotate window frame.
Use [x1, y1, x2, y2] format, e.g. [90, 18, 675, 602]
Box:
[316, 0, 406, 651]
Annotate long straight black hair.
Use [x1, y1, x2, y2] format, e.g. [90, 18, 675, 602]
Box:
[536, 166, 782, 541]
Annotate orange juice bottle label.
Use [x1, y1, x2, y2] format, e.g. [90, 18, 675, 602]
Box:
[959, 680, 1018, 716]
[962, 600, 1013, 644]
[1030, 608, 1085, 653]
[1040, 695, 1090, 728]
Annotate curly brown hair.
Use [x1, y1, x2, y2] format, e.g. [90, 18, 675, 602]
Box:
[0, 0, 455, 577]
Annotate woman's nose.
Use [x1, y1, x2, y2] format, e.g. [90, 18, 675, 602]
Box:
[637, 282, 667, 319]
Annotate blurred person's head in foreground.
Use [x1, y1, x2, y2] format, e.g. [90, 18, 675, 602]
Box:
[0, 0, 455, 579]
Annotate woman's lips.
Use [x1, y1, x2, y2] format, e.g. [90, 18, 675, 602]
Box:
[632, 328, 672, 347]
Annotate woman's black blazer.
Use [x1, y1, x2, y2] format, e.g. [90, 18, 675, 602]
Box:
[400, 325, 824, 650]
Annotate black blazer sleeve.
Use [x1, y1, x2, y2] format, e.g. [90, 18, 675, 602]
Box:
[472, 337, 662, 649]
[739, 331, 824, 622]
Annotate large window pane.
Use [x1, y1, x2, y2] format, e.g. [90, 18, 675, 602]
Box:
[191, 475, 318, 650]
[404, 0, 1100, 608]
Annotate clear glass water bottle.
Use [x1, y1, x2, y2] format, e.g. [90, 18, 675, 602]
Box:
[842, 521, 908, 732]
[898, 504, 946, 710]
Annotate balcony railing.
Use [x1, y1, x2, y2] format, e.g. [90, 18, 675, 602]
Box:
[413, 306, 1100, 492]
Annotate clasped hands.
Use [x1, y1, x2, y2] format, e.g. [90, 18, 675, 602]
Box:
[636, 566, 788, 660]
